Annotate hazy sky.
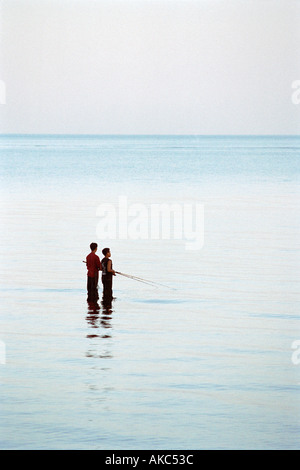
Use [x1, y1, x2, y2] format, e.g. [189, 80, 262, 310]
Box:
[1, 0, 300, 134]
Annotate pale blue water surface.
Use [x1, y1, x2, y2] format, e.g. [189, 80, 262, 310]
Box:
[0, 135, 299, 449]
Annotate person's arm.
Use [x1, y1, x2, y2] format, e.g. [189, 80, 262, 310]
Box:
[97, 256, 102, 271]
[107, 259, 116, 275]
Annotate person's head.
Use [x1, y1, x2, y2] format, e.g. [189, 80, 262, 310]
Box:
[90, 242, 98, 252]
[102, 247, 111, 257]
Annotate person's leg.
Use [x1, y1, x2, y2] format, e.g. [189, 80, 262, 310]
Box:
[102, 277, 112, 307]
[88, 276, 98, 301]
[87, 276, 92, 300]
[107, 277, 113, 303]
[102, 277, 107, 303]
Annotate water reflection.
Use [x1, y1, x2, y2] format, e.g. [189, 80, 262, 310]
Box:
[86, 300, 101, 332]
[85, 301, 113, 358]
[85, 301, 115, 409]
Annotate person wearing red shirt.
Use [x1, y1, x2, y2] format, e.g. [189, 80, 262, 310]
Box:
[86, 242, 102, 301]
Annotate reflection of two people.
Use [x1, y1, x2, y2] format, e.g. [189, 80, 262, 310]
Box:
[86, 243, 115, 309]
[86, 297, 113, 361]
[86, 299, 113, 337]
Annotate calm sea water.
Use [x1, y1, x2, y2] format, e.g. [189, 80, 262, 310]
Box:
[0, 135, 299, 449]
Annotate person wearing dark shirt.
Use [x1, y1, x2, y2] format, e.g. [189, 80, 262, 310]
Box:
[86, 242, 102, 301]
[101, 247, 116, 308]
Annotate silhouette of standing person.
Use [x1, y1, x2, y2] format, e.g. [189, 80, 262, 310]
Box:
[86, 242, 102, 301]
[101, 248, 116, 308]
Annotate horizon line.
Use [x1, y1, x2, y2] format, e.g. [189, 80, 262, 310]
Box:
[0, 133, 299, 137]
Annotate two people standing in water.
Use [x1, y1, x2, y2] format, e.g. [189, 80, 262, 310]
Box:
[86, 242, 116, 308]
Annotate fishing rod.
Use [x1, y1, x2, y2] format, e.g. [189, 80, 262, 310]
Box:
[115, 271, 176, 290]
[115, 271, 160, 287]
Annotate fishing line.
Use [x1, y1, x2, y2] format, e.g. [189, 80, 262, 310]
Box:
[115, 271, 160, 287]
[116, 271, 176, 290]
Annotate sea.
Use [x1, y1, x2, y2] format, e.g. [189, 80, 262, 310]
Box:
[0, 134, 299, 450]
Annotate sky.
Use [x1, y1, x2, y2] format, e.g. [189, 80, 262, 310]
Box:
[0, 0, 300, 135]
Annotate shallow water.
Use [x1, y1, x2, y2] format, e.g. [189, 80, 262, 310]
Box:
[0, 135, 299, 449]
